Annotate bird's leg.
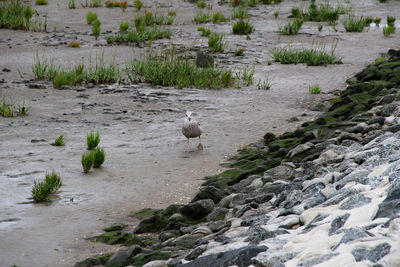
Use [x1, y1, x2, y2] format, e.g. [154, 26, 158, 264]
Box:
[197, 136, 203, 150]
[186, 138, 190, 152]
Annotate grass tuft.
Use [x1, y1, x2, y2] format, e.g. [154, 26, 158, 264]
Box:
[232, 7, 249, 19]
[194, 11, 211, 23]
[126, 51, 238, 89]
[120, 21, 129, 32]
[134, 0, 142, 10]
[32, 171, 62, 203]
[53, 135, 66, 146]
[197, 1, 206, 8]
[342, 15, 366, 32]
[279, 19, 303, 35]
[87, 131, 100, 150]
[291, 0, 350, 23]
[35, 0, 48, 5]
[234, 48, 245, 56]
[105, 28, 171, 44]
[212, 11, 227, 23]
[208, 32, 225, 53]
[309, 84, 321, 94]
[86, 11, 97, 25]
[82, 152, 94, 173]
[0, 0, 34, 30]
[257, 76, 272, 90]
[271, 43, 342, 66]
[232, 19, 254, 34]
[92, 147, 105, 168]
[69, 40, 81, 48]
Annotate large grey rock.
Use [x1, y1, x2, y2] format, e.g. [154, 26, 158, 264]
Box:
[299, 253, 339, 267]
[340, 194, 371, 210]
[329, 213, 350, 235]
[352, 243, 391, 263]
[206, 207, 228, 221]
[191, 185, 226, 204]
[180, 199, 215, 220]
[263, 165, 295, 180]
[177, 245, 268, 267]
[375, 177, 400, 219]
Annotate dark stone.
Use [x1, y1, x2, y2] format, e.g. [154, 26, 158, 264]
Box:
[245, 226, 275, 245]
[264, 165, 295, 180]
[191, 185, 226, 204]
[245, 193, 274, 205]
[240, 214, 270, 227]
[75, 253, 113, 267]
[185, 245, 207, 261]
[131, 250, 172, 266]
[375, 177, 400, 219]
[352, 243, 391, 263]
[300, 253, 339, 267]
[206, 207, 228, 221]
[178, 245, 268, 267]
[264, 132, 276, 144]
[180, 199, 215, 220]
[334, 227, 372, 250]
[381, 103, 398, 117]
[134, 214, 167, 234]
[340, 194, 372, 210]
[28, 83, 47, 89]
[329, 213, 350, 235]
[196, 51, 214, 68]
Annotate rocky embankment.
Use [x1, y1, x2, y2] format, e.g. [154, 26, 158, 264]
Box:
[76, 49, 400, 267]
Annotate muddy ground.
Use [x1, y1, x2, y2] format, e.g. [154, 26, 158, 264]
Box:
[0, 0, 399, 266]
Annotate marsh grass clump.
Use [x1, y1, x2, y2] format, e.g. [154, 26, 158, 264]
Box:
[87, 131, 100, 150]
[53, 135, 65, 146]
[126, 51, 237, 89]
[248, 0, 258, 7]
[309, 84, 321, 94]
[82, 0, 102, 7]
[92, 147, 105, 168]
[364, 16, 373, 26]
[35, 0, 48, 5]
[120, 21, 129, 32]
[279, 19, 303, 35]
[0, 0, 34, 30]
[387, 15, 395, 26]
[273, 11, 279, 18]
[68, 0, 76, 8]
[257, 76, 272, 90]
[212, 11, 227, 23]
[292, 0, 349, 23]
[0, 98, 14, 117]
[134, 12, 175, 27]
[105, 28, 171, 44]
[82, 152, 94, 173]
[262, 0, 282, 4]
[232, 7, 249, 19]
[69, 40, 81, 48]
[383, 24, 395, 36]
[271, 43, 342, 66]
[234, 48, 245, 56]
[33, 54, 121, 88]
[92, 19, 101, 39]
[86, 11, 97, 24]
[197, 1, 206, 8]
[343, 15, 367, 32]
[232, 20, 254, 34]
[119, 1, 128, 11]
[194, 11, 211, 23]
[32, 172, 62, 203]
[198, 26, 211, 36]
[208, 32, 225, 53]
[134, 0, 142, 10]
[238, 66, 254, 86]
[17, 101, 30, 116]
[374, 17, 381, 25]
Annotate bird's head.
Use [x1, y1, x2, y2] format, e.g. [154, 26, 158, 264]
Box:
[185, 111, 193, 121]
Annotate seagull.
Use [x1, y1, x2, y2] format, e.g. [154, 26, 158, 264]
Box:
[182, 111, 203, 151]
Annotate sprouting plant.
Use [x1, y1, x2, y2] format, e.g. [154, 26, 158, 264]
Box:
[318, 25, 323, 31]
[198, 1, 206, 8]
[212, 11, 227, 23]
[383, 24, 395, 36]
[119, 1, 128, 11]
[238, 66, 254, 86]
[81, 152, 94, 173]
[208, 32, 225, 53]
[87, 131, 100, 150]
[374, 17, 381, 25]
[279, 19, 303, 35]
[309, 84, 321, 94]
[0, 97, 14, 117]
[17, 101, 30, 116]
[68, 0, 76, 9]
[194, 11, 211, 23]
[234, 48, 245, 56]
[92, 147, 105, 168]
[199, 27, 211, 36]
[273, 11, 278, 18]
[342, 15, 367, 32]
[387, 16, 395, 26]
[120, 21, 129, 32]
[232, 7, 249, 19]
[134, 0, 142, 10]
[232, 20, 254, 34]
[53, 135, 65, 146]
[168, 11, 176, 16]
[86, 11, 97, 25]
[69, 40, 81, 48]
[35, 0, 48, 5]
[257, 76, 272, 90]
[364, 16, 373, 25]
[32, 171, 62, 203]
[92, 19, 101, 39]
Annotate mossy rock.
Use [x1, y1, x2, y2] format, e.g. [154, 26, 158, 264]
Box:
[104, 223, 128, 232]
[134, 214, 168, 234]
[131, 251, 172, 266]
[90, 231, 130, 245]
[130, 208, 161, 220]
[75, 253, 113, 267]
